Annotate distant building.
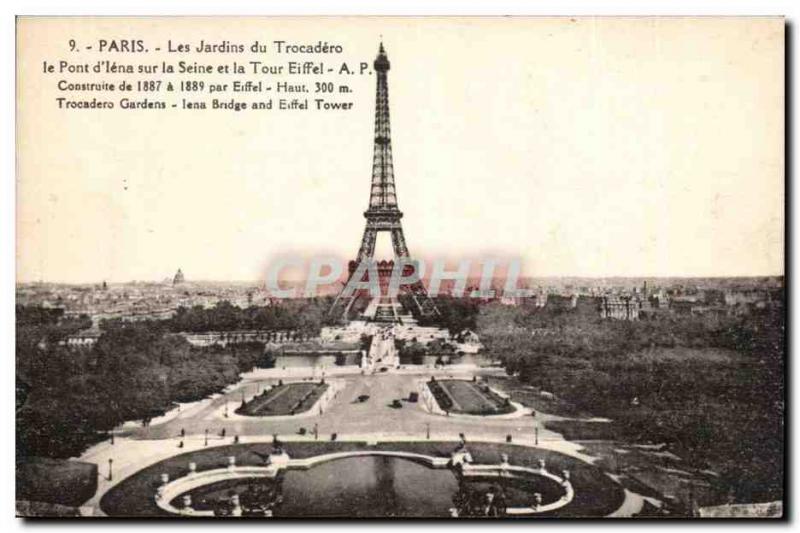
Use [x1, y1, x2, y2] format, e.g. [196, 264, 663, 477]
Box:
[575, 295, 601, 316]
[546, 294, 577, 311]
[173, 268, 185, 285]
[535, 291, 548, 308]
[60, 327, 103, 348]
[599, 295, 641, 320]
[181, 329, 309, 347]
[670, 295, 700, 315]
[704, 289, 726, 306]
[499, 295, 520, 306]
[649, 292, 669, 309]
[724, 289, 770, 308]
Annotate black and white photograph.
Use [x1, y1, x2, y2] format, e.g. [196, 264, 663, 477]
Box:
[11, 13, 786, 520]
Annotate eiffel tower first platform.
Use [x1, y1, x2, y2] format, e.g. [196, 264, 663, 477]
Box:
[330, 43, 439, 323]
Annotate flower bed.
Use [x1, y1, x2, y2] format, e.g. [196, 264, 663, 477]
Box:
[236, 382, 328, 416]
[428, 379, 515, 415]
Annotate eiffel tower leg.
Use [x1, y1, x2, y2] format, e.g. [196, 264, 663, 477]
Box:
[330, 227, 379, 320]
[390, 228, 410, 258]
[389, 227, 440, 318]
[358, 227, 378, 260]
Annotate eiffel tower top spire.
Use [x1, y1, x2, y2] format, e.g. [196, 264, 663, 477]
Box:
[368, 42, 399, 211]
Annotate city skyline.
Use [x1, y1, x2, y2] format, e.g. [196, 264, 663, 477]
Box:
[15, 272, 784, 288]
[17, 18, 784, 283]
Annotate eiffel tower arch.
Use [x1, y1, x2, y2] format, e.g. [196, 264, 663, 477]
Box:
[331, 43, 439, 322]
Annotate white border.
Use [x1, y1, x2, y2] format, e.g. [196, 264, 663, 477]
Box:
[3, 2, 795, 533]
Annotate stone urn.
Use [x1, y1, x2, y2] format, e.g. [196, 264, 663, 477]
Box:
[269, 451, 291, 467]
[230, 494, 242, 517]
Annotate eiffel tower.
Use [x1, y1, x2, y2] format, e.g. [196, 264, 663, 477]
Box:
[331, 43, 439, 322]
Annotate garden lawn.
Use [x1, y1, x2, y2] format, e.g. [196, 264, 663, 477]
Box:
[429, 379, 515, 415]
[237, 382, 328, 416]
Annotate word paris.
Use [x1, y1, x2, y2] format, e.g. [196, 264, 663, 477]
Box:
[265, 257, 533, 299]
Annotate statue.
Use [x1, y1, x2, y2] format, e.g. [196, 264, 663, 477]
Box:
[453, 481, 507, 517]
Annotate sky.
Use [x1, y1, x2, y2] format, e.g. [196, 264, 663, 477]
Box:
[16, 17, 784, 283]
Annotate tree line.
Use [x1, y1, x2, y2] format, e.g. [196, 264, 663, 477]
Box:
[476, 302, 784, 503]
[16, 300, 335, 459]
[165, 298, 336, 336]
[401, 295, 481, 334]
